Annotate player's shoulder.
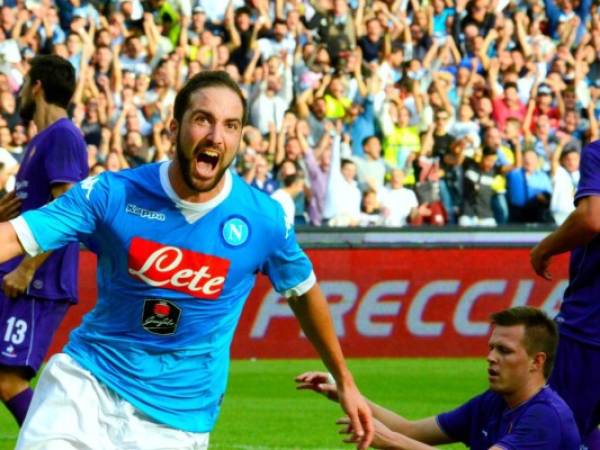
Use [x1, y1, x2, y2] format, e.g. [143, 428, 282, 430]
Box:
[582, 140, 600, 158]
[46, 118, 84, 140]
[85, 164, 159, 191]
[508, 386, 580, 439]
[108, 163, 160, 182]
[230, 173, 287, 227]
[528, 387, 574, 419]
[463, 389, 505, 414]
[41, 118, 86, 153]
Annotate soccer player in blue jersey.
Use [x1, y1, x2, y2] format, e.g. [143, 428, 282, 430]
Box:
[0, 55, 88, 427]
[297, 307, 582, 450]
[530, 140, 600, 449]
[0, 70, 373, 450]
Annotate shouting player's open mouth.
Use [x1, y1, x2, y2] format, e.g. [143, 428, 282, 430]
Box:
[195, 148, 220, 179]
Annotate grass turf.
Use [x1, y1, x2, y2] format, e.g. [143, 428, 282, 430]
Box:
[0, 358, 486, 450]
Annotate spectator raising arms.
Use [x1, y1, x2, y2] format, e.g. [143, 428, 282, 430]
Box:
[0, 0, 598, 233]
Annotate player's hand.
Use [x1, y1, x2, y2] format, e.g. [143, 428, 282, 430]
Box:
[2, 264, 35, 298]
[337, 380, 374, 450]
[295, 371, 339, 401]
[338, 416, 403, 449]
[530, 244, 552, 280]
[0, 191, 21, 222]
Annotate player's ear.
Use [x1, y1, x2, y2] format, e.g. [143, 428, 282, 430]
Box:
[32, 80, 44, 99]
[531, 351, 546, 373]
[168, 118, 178, 144]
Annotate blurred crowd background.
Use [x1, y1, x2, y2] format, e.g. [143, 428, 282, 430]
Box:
[0, 0, 597, 227]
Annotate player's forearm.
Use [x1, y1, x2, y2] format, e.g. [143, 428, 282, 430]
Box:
[0, 222, 25, 263]
[288, 284, 353, 386]
[537, 198, 600, 258]
[391, 434, 439, 450]
[16, 252, 53, 274]
[368, 400, 414, 435]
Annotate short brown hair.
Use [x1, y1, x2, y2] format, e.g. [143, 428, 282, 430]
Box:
[28, 55, 76, 109]
[491, 307, 558, 379]
[173, 70, 247, 125]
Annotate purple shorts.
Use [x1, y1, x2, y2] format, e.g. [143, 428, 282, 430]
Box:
[0, 292, 70, 378]
[549, 332, 600, 440]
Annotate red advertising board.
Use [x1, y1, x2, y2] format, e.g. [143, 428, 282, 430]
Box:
[49, 248, 569, 358]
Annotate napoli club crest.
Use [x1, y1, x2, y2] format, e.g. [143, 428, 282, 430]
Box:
[221, 216, 250, 247]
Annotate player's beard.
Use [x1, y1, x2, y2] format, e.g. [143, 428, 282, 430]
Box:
[175, 129, 231, 194]
[19, 96, 36, 123]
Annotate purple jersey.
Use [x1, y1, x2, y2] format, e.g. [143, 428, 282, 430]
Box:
[0, 118, 88, 302]
[437, 387, 582, 449]
[563, 140, 600, 346]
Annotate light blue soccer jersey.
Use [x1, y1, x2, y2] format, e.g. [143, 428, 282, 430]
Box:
[16, 162, 315, 432]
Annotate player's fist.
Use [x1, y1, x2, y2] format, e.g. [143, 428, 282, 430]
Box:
[530, 244, 552, 280]
[3, 264, 35, 298]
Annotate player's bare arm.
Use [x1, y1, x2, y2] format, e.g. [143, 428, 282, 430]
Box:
[296, 374, 451, 446]
[288, 284, 374, 450]
[338, 416, 444, 449]
[531, 196, 600, 279]
[366, 407, 451, 445]
[2, 182, 74, 297]
[2, 253, 52, 298]
[50, 182, 74, 199]
[0, 222, 25, 263]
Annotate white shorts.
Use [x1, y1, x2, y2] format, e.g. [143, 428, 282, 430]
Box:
[17, 353, 209, 450]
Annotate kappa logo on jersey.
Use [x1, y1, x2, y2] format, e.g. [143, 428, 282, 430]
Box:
[126, 203, 166, 221]
[222, 217, 249, 247]
[128, 237, 230, 299]
[141, 299, 181, 335]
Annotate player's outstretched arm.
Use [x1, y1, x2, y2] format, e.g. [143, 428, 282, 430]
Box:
[2, 181, 76, 296]
[338, 417, 444, 450]
[295, 372, 451, 444]
[531, 196, 600, 279]
[0, 222, 25, 263]
[288, 284, 374, 450]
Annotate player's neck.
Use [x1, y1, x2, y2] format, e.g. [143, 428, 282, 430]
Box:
[33, 103, 68, 133]
[503, 378, 545, 409]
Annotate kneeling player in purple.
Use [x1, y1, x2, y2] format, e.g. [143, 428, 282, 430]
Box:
[297, 307, 582, 450]
[0, 71, 373, 450]
[0, 55, 88, 426]
[531, 139, 600, 449]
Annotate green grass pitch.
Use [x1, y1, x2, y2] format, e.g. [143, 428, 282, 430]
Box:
[0, 358, 486, 449]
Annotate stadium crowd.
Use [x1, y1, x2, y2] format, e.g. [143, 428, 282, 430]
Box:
[0, 0, 597, 227]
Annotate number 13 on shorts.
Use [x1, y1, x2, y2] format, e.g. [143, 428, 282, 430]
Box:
[4, 316, 28, 345]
